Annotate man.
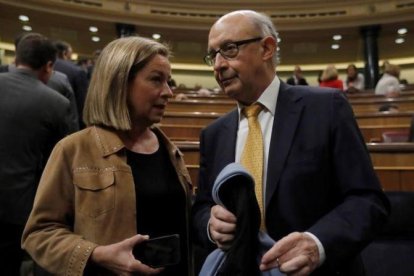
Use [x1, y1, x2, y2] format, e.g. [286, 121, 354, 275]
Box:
[53, 40, 89, 128]
[0, 33, 71, 275]
[192, 10, 389, 275]
[286, 65, 308, 86]
[0, 33, 79, 133]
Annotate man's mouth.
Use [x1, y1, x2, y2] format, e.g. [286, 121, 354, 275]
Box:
[220, 76, 236, 86]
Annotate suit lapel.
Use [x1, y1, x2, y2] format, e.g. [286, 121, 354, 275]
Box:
[218, 110, 239, 166]
[265, 83, 304, 208]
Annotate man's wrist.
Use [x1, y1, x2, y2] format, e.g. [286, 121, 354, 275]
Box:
[304, 231, 325, 266]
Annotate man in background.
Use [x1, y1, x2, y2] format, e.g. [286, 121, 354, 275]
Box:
[53, 40, 89, 128]
[0, 33, 79, 133]
[0, 33, 71, 275]
[286, 65, 308, 86]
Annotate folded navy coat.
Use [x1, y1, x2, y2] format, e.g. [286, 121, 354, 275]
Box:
[199, 162, 284, 276]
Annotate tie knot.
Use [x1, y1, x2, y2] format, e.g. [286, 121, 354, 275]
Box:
[243, 104, 262, 118]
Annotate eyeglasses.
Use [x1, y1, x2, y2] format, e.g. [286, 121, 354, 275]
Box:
[204, 37, 263, 66]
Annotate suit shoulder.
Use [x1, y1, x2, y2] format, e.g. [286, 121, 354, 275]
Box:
[39, 84, 71, 111]
[203, 109, 237, 133]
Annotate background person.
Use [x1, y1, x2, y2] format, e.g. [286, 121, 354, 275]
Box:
[319, 64, 344, 91]
[375, 63, 401, 96]
[286, 65, 308, 86]
[0, 33, 71, 276]
[53, 40, 89, 128]
[192, 10, 389, 276]
[22, 36, 193, 275]
[344, 64, 365, 93]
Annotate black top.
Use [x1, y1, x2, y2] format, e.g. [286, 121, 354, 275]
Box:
[126, 134, 188, 275]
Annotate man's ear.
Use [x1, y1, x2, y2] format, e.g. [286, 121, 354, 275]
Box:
[261, 36, 277, 62]
[38, 61, 54, 84]
[45, 61, 54, 74]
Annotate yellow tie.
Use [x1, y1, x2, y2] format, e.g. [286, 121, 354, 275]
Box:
[241, 104, 265, 230]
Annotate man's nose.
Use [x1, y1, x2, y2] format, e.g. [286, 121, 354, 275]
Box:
[213, 53, 228, 70]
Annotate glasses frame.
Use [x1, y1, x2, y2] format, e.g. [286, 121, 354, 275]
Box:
[204, 37, 263, 66]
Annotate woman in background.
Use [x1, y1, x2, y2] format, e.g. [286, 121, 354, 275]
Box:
[22, 36, 193, 275]
[344, 64, 365, 93]
[375, 63, 401, 97]
[319, 64, 344, 91]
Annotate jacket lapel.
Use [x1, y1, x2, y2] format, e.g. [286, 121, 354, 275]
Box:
[265, 83, 304, 208]
[215, 110, 239, 171]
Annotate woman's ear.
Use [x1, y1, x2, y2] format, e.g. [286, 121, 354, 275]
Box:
[261, 36, 277, 62]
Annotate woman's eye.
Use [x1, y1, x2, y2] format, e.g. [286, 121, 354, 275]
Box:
[151, 76, 162, 83]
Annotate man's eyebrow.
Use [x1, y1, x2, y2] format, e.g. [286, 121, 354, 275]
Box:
[207, 39, 233, 52]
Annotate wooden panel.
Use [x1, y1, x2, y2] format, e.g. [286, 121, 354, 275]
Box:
[359, 125, 409, 142]
[347, 90, 414, 99]
[162, 111, 221, 126]
[166, 99, 236, 113]
[356, 112, 413, 126]
[350, 97, 414, 113]
[401, 171, 414, 191]
[374, 169, 402, 191]
[159, 124, 202, 141]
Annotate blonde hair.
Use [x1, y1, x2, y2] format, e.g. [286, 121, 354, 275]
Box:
[83, 36, 169, 130]
[384, 63, 400, 78]
[321, 64, 339, 81]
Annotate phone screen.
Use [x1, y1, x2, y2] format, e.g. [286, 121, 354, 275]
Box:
[133, 234, 181, 268]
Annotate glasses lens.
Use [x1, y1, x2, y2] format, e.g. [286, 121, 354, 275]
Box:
[221, 43, 238, 58]
[204, 54, 214, 66]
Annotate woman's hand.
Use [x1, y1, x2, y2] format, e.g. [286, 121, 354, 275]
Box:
[90, 234, 163, 275]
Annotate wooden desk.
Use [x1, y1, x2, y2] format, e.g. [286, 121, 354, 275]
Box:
[162, 111, 222, 126]
[350, 97, 414, 113]
[356, 111, 414, 126]
[359, 125, 409, 142]
[166, 99, 236, 113]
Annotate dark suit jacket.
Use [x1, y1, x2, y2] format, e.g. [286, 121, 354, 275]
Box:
[192, 82, 390, 275]
[54, 58, 89, 128]
[0, 68, 71, 225]
[47, 71, 79, 133]
[2, 64, 79, 133]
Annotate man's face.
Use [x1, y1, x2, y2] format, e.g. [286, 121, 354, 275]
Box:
[207, 14, 265, 104]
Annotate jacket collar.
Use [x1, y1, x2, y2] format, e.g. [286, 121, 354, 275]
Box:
[92, 125, 181, 158]
[92, 126, 125, 157]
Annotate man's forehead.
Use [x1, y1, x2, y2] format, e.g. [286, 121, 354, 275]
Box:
[208, 16, 253, 48]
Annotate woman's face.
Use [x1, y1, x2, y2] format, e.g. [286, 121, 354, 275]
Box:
[127, 54, 172, 127]
[347, 66, 357, 77]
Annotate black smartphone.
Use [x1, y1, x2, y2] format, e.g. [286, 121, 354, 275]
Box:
[133, 234, 181, 268]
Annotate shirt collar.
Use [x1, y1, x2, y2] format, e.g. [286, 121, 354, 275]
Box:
[237, 75, 280, 119]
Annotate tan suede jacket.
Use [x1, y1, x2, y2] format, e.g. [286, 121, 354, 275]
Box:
[22, 125, 193, 275]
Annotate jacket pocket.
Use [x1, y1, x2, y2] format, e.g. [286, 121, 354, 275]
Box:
[73, 170, 115, 218]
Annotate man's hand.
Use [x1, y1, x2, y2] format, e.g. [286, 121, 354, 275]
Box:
[260, 232, 319, 276]
[91, 234, 163, 275]
[209, 205, 237, 250]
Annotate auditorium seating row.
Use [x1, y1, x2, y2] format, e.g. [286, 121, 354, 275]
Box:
[159, 111, 414, 143]
[166, 96, 414, 114]
[175, 141, 414, 192]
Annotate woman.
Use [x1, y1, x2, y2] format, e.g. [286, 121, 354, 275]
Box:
[319, 64, 344, 91]
[22, 36, 193, 275]
[344, 64, 365, 93]
[375, 63, 401, 96]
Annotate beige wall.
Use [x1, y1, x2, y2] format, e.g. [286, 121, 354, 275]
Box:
[173, 63, 414, 89]
[172, 69, 217, 90]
